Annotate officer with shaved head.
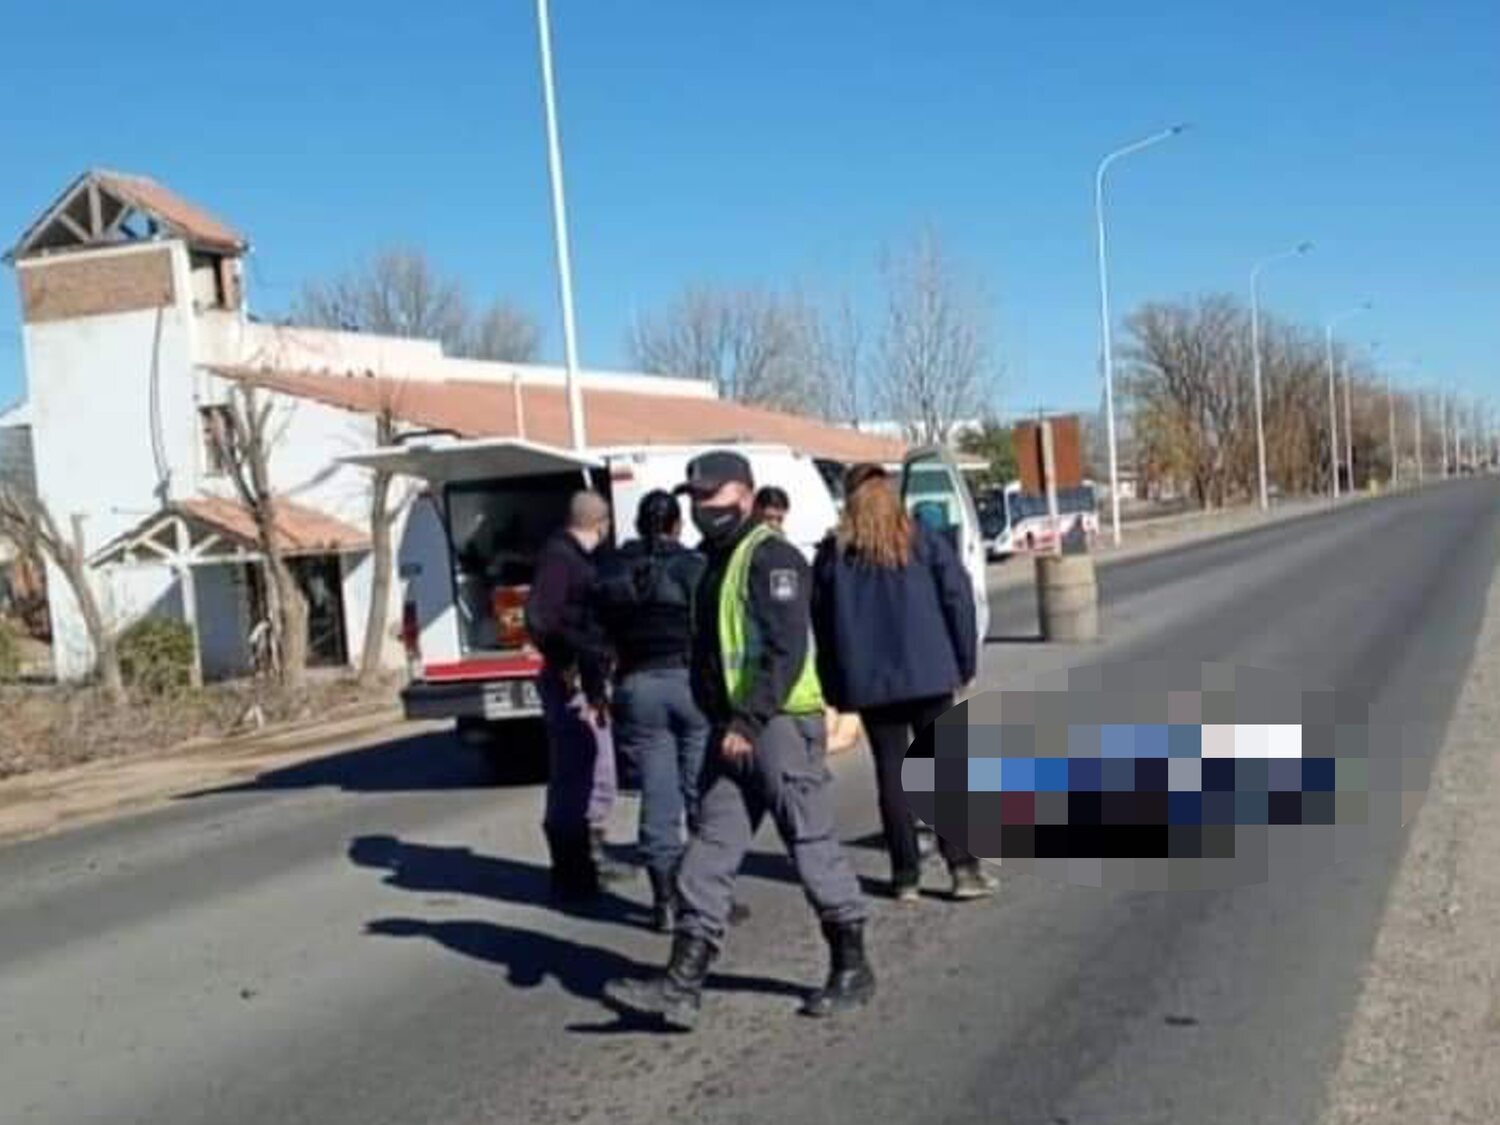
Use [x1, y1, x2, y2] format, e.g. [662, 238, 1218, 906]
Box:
[525, 489, 622, 899]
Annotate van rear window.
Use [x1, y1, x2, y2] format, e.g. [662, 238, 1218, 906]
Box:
[446, 475, 585, 652]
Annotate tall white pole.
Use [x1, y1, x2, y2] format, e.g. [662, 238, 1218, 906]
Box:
[1324, 325, 1341, 498]
[1094, 124, 1186, 548]
[535, 0, 587, 451]
[1250, 272, 1269, 510]
[1343, 356, 1354, 491]
[1387, 372, 1398, 487]
[1322, 304, 1370, 500]
[1413, 392, 1423, 484]
[1249, 243, 1311, 510]
[1441, 396, 1451, 478]
[1457, 400, 1465, 472]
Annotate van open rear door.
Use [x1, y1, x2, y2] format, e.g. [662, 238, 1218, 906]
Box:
[901, 446, 991, 649]
[342, 437, 604, 729]
[342, 435, 602, 485]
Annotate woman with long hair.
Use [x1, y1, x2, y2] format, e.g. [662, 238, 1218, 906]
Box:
[812, 464, 995, 901]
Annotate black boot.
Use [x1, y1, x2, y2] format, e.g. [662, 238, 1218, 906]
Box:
[801, 920, 876, 1018]
[590, 826, 634, 884]
[647, 868, 675, 933]
[547, 829, 599, 902]
[606, 933, 716, 1030]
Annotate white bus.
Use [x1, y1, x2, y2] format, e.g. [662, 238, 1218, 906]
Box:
[979, 481, 1099, 559]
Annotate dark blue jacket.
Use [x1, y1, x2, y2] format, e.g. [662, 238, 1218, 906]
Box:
[811, 522, 978, 712]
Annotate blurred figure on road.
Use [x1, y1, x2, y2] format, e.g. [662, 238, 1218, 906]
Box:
[525, 490, 623, 901]
[595, 490, 710, 931]
[607, 451, 872, 1029]
[812, 463, 995, 902]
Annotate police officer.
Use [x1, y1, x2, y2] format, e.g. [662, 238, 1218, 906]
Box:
[525, 491, 621, 900]
[595, 490, 710, 930]
[606, 451, 873, 1030]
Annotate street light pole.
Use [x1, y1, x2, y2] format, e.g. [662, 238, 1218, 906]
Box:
[1323, 303, 1370, 500]
[1095, 123, 1187, 548]
[534, 0, 587, 451]
[1387, 371, 1398, 487]
[1413, 391, 1424, 485]
[1250, 242, 1313, 510]
[1441, 395, 1451, 478]
[1456, 399, 1465, 472]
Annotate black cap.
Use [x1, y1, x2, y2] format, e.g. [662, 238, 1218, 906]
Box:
[675, 450, 754, 498]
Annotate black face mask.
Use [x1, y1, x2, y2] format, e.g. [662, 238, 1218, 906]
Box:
[692, 502, 745, 543]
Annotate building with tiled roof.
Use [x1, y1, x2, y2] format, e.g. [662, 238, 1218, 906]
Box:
[6, 171, 907, 683]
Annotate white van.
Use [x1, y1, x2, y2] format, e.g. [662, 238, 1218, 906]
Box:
[343, 438, 987, 745]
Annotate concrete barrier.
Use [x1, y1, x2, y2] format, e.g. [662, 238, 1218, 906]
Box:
[1036, 554, 1099, 643]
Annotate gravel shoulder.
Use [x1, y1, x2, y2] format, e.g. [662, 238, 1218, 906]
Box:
[1320, 541, 1500, 1124]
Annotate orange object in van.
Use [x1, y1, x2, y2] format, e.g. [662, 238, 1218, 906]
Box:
[492, 585, 532, 650]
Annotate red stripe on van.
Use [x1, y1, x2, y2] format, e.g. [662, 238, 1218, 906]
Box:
[421, 653, 544, 682]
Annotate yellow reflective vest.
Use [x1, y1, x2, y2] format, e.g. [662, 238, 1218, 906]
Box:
[717, 523, 824, 715]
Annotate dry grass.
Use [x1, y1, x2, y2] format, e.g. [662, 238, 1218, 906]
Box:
[0, 673, 401, 780]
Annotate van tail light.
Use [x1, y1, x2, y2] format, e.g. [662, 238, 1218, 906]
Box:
[401, 600, 421, 664]
[492, 585, 531, 650]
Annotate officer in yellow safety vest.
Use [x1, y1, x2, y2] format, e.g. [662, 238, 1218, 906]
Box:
[607, 450, 873, 1031]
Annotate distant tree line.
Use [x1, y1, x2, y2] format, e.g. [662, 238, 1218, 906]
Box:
[1121, 294, 1484, 507]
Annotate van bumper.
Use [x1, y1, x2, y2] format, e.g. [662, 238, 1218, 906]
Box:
[402, 678, 544, 723]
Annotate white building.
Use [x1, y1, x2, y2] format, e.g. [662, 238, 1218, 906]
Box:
[6, 170, 903, 683]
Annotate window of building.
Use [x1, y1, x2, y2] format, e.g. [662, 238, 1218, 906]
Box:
[200, 405, 239, 477]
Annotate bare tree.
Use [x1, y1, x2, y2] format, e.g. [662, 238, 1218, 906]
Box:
[1124, 295, 1254, 508]
[465, 300, 541, 362]
[627, 284, 822, 411]
[357, 399, 412, 684]
[211, 385, 309, 689]
[296, 248, 468, 353]
[1124, 293, 1408, 504]
[0, 485, 124, 704]
[295, 247, 541, 362]
[808, 294, 866, 425]
[296, 250, 535, 681]
[875, 230, 993, 445]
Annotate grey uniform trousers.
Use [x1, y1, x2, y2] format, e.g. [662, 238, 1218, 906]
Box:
[676, 712, 867, 950]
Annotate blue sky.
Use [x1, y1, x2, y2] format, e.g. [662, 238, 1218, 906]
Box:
[2, 0, 1496, 418]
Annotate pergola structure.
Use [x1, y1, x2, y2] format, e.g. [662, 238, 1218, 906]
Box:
[91, 497, 367, 685]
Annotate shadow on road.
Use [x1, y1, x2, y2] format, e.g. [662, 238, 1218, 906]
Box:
[180, 729, 541, 799]
[364, 916, 807, 1033]
[349, 833, 651, 929]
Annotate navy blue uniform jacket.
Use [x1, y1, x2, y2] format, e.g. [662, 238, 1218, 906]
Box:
[811, 522, 978, 712]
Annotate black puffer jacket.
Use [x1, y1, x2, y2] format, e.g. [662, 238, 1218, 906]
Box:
[594, 537, 706, 676]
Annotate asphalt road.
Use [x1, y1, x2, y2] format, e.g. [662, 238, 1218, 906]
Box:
[3, 479, 1498, 1125]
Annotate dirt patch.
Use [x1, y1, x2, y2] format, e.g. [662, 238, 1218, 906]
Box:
[0, 673, 402, 781]
[1320, 549, 1500, 1123]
